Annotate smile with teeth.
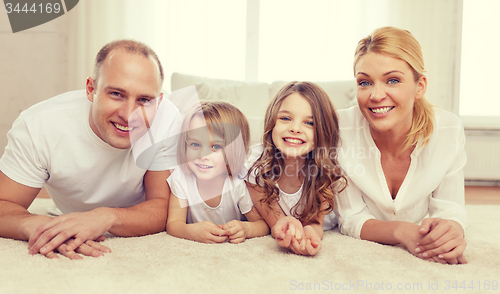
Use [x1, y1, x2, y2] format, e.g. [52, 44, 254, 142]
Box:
[114, 122, 134, 131]
[284, 138, 305, 144]
[370, 106, 394, 114]
[195, 163, 213, 169]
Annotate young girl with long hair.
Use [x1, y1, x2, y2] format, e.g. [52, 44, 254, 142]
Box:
[247, 81, 346, 256]
[166, 101, 269, 244]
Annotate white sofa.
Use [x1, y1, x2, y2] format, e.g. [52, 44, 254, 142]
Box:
[171, 72, 356, 143]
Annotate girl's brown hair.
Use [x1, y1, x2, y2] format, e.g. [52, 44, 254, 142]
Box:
[248, 81, 346, 224]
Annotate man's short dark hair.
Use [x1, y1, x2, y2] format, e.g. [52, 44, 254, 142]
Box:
[93, 39, 164, 87]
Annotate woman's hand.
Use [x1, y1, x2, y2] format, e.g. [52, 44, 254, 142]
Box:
[394, 221, 447, 264]
[414, 218, 467, 264]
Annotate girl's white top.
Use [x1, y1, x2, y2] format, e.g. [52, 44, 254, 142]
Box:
[167, 168, 253, 225]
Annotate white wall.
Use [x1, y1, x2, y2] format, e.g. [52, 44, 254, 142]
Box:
[0, 9, 72, 153]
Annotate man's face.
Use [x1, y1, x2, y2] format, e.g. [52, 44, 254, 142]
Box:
[86, 49, 162, 149]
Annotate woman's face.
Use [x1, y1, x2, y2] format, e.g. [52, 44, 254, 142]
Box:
[354, 52, 426, 137]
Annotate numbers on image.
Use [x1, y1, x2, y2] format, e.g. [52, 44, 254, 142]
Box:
[5, 2, 62, 13]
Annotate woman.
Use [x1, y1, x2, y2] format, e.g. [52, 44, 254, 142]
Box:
[335, 26, 467, 264]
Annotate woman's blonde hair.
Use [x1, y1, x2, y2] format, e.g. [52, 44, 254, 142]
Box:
[248, 81, 346, 224]
[177, 101, 250, 177]
[354, 26, 435, 149]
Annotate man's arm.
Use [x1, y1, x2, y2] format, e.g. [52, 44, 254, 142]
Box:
[107, 169, 171, 236]
[0, 171, 49, 240]
[28, 170, 172, 254]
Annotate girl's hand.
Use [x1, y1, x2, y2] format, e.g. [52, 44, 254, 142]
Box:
[191, 221, 228, 244]
[222, 220, 248, 244]
[272, 216, 305, 248]
[289, 225, 322, 256]
[414, 218, 467, 264]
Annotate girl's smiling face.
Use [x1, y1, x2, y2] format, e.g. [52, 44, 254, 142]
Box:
[271, 93, 315, 160]
[355, 52, 427, 137]
[186, 115, 227, 182]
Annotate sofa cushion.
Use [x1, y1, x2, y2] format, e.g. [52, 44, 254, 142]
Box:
[171, 73, 269, 142]
[270, 80, 356, 110]
[170, 72, 356, 143]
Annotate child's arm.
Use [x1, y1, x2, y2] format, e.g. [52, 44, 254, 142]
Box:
[222, 208, 269, 244]
[247, 182, 323, 255]
[166, 195, 227, 243]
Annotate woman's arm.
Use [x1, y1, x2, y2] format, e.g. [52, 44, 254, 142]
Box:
[415, 121, 467, 264]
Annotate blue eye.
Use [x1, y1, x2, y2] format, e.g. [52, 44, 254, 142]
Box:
[305, 121, 314, 126]
[110, 91, 122, 97]
[279, 116, 291, 121]
[212, 144, 223, 151]
[139, 98, 151, 104]
[358, 81, 371, 87]
[388, 78, 400, 85]
[189, 142, 200, 148]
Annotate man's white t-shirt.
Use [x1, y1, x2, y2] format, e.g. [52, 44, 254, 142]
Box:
[0, 90, 181, 214]
[167, 168, 253, 225]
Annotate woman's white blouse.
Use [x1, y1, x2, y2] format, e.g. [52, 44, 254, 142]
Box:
[335, 106, 467, 239]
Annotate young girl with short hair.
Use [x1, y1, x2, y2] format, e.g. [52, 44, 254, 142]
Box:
[166, 101, 269, 244]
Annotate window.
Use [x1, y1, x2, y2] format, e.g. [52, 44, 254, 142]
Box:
[460, 0, 500, 118]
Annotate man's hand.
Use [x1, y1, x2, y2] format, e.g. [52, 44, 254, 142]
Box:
[414, 218, 467, 264]
[28, 207, 115, 255]
[43, 237, 110, 260]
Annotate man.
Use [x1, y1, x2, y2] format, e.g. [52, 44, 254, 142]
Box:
[0, 40, 181, 259]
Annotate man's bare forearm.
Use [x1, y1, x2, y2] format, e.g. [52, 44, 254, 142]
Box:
[0, 200, 51, 240]
[106, 198, 169, 237]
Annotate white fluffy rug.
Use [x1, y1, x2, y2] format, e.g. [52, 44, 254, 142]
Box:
[0, 198, 499, 294]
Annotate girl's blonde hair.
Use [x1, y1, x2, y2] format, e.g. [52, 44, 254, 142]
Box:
[178, 101, 250, 177]
[354, 26, 435, 150]
[248, 81, 346, 224]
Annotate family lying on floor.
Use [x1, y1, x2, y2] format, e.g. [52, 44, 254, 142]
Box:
[0, 26, 467, 264]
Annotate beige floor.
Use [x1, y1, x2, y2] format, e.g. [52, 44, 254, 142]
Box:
[36, 185, 500, 204]
[464, 186, 500, 205]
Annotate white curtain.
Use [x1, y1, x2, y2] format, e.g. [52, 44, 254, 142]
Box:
[66, 0, 462, 113]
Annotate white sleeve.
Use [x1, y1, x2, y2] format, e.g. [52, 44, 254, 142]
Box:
[133, 99, 183, 171]
[235, 181, 254, 215]
[0, 115, 48, 188]
[166, 169, 187, 200]
[244, 144, 264, 185]
[147, 110, 182, 171]
[428, 124, 467, 230]
[335, 176, 376, 239]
